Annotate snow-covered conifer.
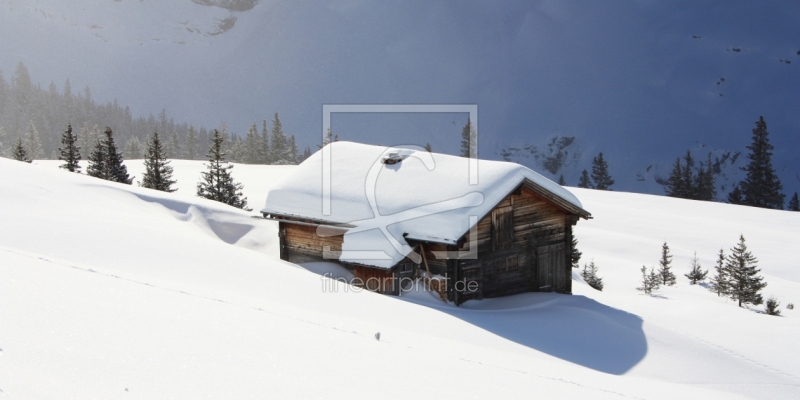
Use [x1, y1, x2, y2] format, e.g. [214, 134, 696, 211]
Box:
[708, 249, 728, 296]
[578, 169, 592, 189]
[637, 266, 660, 294]
[12, 136, 32, 163]
[196, 129, 250, 210]
[581, 260, 603, 291]
[58, 123, 81, 172]
[684, 251, 707, 284]
[726, 234, 766, 307]
[657, 241, 677, 286]
[139, 131, 176, 192]
[764, 296, 781, 316]
[590, 152, 614, 190]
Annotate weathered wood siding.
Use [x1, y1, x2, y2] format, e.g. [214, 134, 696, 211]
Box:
[280, 222, 344, 264]
[458, 186, 573, 299]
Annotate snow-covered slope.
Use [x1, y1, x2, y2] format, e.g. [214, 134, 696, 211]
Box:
[2, 159, 799, 398]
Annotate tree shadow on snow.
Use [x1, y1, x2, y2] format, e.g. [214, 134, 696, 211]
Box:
[400, 292, 647, 375]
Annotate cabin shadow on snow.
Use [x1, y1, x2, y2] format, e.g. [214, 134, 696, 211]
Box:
[402, 292, 647, 375]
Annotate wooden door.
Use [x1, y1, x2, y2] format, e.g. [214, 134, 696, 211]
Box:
[492, 205, 513, 251]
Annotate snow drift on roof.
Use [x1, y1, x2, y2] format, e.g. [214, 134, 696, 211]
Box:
[262, 141, 586, 269]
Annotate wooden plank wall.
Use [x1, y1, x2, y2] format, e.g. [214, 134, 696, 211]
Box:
[457, 187, 572, 297]
[283, 223, 344, 264]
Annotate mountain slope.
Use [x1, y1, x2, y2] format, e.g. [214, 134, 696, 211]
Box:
[1, 159, 798, 398]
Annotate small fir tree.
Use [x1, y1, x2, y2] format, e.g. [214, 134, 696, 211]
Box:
[186, 124, 199, 160]
[789, 192, 800, 211]
[558, 174, 566, 186]
[243, 124, 262, 164]
[424, 143, 432, 152]
[24, 121, 43, 160]
[665, 156, 688, 198]
[657, 241, 677, 286]
[578, 169, 593, 188]
[708, 249, 729, 296]
[87, 127, 132, 184]
[727, 184, 744, 205]
[125, 136, 143, 159]
[260, 119, 270, 163]
[637, 266, 660, 294]
[590, 152, 614, 190]
[684, 252, 708, 284]
[460, 118, 476, 158]
[167, 130, 182, 159]
[764, 296, 781, 316]
[269, 113, 289, 164]
[139, 131, 176, 192]
[580, 260, 603, 291]
[570, 235, 582, 268]
[696, 153, 717, 201]
[196, 129, 250, 210]
[12, 137, 32, 163]
[286, 133, 299, 164]
[726, 234, 766, 307]
[734, 116, 785, 209]
[58, 123, 81, 173]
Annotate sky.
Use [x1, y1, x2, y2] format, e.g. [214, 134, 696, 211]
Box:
[1, 0, 798, 193]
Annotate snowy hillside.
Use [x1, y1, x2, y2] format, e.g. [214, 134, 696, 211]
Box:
[2, 159, 799, 398]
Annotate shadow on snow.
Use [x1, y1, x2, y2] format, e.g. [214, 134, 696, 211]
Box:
[400, 291, 647, 375]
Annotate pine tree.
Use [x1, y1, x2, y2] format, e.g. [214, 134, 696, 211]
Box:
[125, 136, 143, 159]
[788, 192, 800, 211]
[708, 249, 729, 296]
[12, 136, 32, 163]
[735, 116, 785, 209]
[229, 135, 244, 163]
[637, 266, 660, 294]
[424, 143, 432, 152]
[269, 113, 289, 164]
[196, 129, 250, 210]
[726, 234, 766, 307]
[684, 252, 708, 284]
[139, 131, 176, 192]
[186, 124, 199, 160]
[727, 184, 744, 205]
[166, 130, 182, 159]
[87, 127, 132, 184]
[580, 260, 603, 291]
[286, 134, 299, 164]
[460, 118, 476, 158]
[24, 121, 43, 160]
[578, 169, 593, 188]
[570, 235, 582, 268]
[320, 127, 333, 149]
[58, 123, 81, 172]
[558, 174, 566, 186]
[657, 241, 677, 286]
[764, 296, 781, 316]
[590, 152, 614, 190]
[260, 119, 270, 163]
[243, 124, 261, 164]
[665, 157, 686, 198]
[696, 153, 716, 201]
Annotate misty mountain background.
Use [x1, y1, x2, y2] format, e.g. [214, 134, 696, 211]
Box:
[1, 0, 797, 198]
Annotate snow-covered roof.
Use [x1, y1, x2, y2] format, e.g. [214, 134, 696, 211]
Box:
[262, 141, 590, 269]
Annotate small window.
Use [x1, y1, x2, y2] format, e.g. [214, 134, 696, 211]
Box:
[507, 255, 518, 271]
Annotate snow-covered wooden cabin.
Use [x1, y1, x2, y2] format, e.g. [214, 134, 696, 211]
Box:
[261, 141, 591, 305]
